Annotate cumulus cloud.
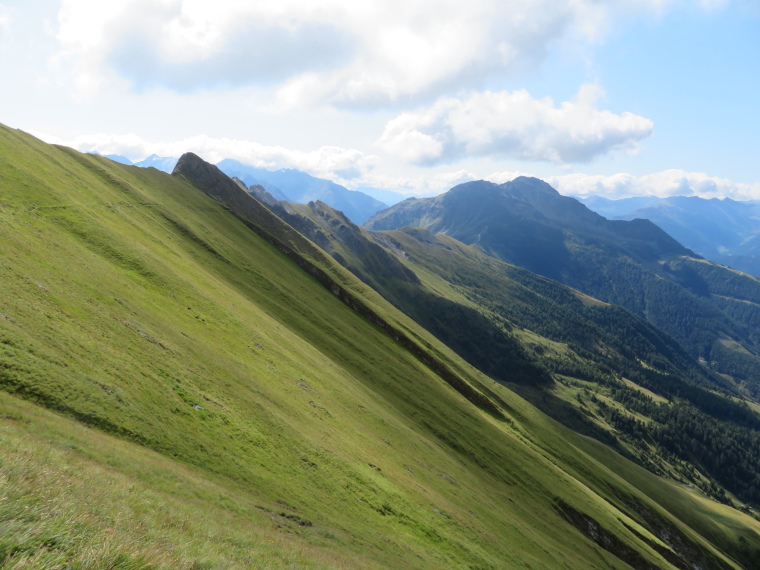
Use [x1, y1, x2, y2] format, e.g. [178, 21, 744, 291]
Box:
[54, 0, 677, 106]
[366, 169, 481, 197]
[55, 0, 355, 93]
[484, 171, 538, 185]
[31, 130, 378, 184]
[377, 84, 653, 165]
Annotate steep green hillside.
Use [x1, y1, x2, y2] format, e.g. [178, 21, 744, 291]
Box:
[251, 196, 760, 509]
[1, 126, 759, 568]
[247, 198, 543, 387]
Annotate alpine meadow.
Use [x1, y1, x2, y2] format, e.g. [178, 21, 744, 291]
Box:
[0, 122, 759, 569]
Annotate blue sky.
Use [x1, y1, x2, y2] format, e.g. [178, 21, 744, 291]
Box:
[0, 0, 758, 199]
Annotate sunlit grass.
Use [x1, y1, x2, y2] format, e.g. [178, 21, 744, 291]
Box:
[0, 395, 362, 569]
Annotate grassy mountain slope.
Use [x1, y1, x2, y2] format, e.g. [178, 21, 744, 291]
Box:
[1, 126, 759, 568]
[252, 196, 760, 509]
[241, 198, 544, 387]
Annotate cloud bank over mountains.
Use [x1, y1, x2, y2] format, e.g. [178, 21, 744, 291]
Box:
[48, 0, 675, 173]
[36, 129, 760, 203]
[35, 130, 378, 184]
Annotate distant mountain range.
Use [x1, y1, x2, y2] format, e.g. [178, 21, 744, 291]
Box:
[101, 153, 179, 172]
[216, 159, 388, 224]
[580, 194, 760, 277]
[102, 153, 133, 165]
[135, 154, 179, 172]
[97, 151, 760, 274]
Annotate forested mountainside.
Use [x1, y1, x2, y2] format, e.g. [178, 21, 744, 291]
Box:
[1, 126, 759, 568]
[365, 178, 760, 398]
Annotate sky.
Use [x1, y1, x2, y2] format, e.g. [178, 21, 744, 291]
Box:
[0, 0, 758, 200]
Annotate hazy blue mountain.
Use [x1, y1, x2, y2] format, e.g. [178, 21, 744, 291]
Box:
[135, 154, 179, 173]
[581, 195, 760, 277]
[214, 159, 292, 202]
[619, 196, 760, 258]
[102, 154, 134, 165]
[733, 231, 760, 255]
[714, 255, 760, 276]
[216, 158, 388, 224]
[367, 177, 693, 280]
[352, 186, 409, 206]
[578, 195, 657, 218]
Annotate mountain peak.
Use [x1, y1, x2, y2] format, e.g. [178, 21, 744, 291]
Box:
[173, 152, 246, 206]
[173, 152, 214, 179]
[365, 174, 692, 280]
[505, 176, 560, 196]
[443, 180, 502, 204]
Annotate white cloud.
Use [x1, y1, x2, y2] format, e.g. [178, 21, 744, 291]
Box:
[539, 170, 760, 201]
[377, 84, 653, 165]
[54, 0, 675, 107]
[484, 171, 538, 185]
[364, 169, 481, 197]
[55, 0, 355, 94]
[29, 128, 476, 197]
[31, 130, 378, 184]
